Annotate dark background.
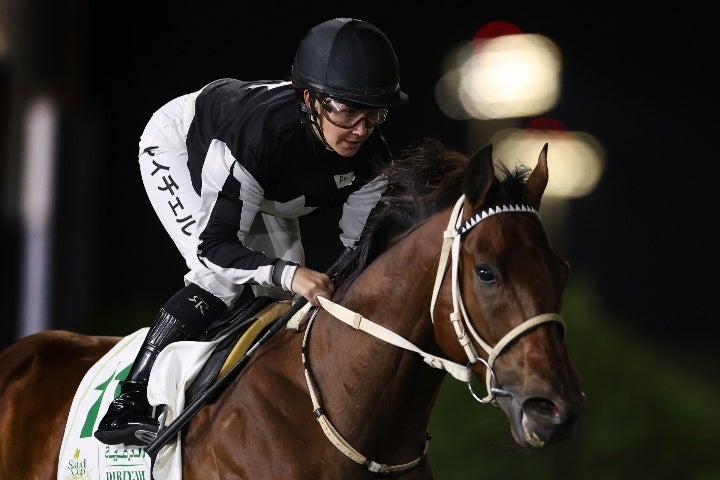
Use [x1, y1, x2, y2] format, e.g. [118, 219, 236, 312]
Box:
[1, 3, 718, 479]
[1, 4, 716, 369]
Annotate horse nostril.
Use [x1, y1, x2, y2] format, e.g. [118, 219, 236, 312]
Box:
[523, 397, 565, 426]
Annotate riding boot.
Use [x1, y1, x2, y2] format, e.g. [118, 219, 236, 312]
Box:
[93, 308, 196, 446]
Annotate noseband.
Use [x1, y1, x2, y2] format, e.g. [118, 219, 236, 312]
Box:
[429, 195, 566, 403]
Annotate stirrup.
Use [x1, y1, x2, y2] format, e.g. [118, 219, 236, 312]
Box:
[135, 429, 158, 445]
[137, 404, 167, 447]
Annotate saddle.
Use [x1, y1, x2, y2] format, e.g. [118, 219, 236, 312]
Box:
[184, 295, 292, 405]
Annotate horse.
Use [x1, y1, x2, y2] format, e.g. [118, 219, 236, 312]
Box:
[0, 138, 584, 479]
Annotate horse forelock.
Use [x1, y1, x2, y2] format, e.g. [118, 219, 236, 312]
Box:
[333, 138, 531, 297]
[490, 162, 532, 207]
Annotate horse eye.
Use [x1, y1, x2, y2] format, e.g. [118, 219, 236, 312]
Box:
[476, 265, 496, 283]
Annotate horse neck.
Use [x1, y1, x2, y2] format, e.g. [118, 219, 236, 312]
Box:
[309, 210, 451, 443]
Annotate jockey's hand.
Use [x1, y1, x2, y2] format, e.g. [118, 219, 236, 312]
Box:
[291, 266, 334, 307]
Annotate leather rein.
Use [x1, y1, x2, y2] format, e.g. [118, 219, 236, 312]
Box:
[287, 194, 566, 474]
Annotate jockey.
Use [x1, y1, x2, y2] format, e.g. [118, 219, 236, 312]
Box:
[93, 17, 408, 446]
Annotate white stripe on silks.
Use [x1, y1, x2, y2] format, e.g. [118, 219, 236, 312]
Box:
[195, 140, 231, 237]
[339, 174, 387, 248]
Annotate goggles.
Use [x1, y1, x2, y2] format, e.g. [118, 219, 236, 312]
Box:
[318, 96, 388, 129]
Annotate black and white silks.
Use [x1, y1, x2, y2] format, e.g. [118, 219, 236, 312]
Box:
[139, 79, 391, 306]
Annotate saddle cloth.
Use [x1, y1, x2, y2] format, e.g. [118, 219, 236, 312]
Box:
[57, 327, 155, 480]
[57, 299, 291, 480]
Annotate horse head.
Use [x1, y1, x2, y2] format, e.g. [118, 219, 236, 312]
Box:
[433, 142, 584, 448]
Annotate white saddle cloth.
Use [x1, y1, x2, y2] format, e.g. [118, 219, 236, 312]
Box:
[57, 328, 222, 480]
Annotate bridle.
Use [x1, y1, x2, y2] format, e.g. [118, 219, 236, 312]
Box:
[287, 194, 566, 474]
[430, 194, 566, 403]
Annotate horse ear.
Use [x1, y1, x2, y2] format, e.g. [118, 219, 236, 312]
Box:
[464, 143, 495, 207]
[522, 143, 549, 209]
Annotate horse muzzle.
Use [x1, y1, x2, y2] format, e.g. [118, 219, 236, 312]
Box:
[494, 382, 585, 448]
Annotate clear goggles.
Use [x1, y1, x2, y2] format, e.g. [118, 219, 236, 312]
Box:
[318, 96, 388, 129]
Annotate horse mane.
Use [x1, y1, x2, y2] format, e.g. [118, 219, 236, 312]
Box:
[332, 137, 532, 298]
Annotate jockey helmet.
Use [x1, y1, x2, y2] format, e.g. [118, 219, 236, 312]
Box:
[291, 18, 408, 108]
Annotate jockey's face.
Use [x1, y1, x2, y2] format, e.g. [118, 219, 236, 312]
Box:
[304, 90, 380, 158]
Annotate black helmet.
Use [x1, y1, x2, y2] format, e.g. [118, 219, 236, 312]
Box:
[291, 18, 408, 108]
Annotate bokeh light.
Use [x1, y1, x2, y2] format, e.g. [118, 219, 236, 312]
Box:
[489, 123, 605, 199]
[436, 28, 562, 120]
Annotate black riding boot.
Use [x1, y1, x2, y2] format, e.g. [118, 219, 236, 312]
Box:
[93, 308, 195, 446]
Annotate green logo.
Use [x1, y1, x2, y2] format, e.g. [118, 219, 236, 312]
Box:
[79, 364, 131, 438]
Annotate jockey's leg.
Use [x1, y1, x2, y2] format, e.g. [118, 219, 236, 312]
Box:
[93, 283, 226, 446]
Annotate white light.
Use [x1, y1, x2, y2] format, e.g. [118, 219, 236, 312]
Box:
[489, 128, 606, 199]
[19, 96, 58, 337]
[436, 34, 562, 120]
[435, 68, 473, 120]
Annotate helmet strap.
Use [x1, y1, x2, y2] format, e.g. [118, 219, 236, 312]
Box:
[302, 91, 334, 152]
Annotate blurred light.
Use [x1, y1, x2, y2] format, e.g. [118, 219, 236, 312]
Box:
[436, 28, 562, 120]
[19, 96, 58, 337]
[489, 122, 605, 199]
[435, 63, 472, 120]
[472, 20, 524, 42]
[20, 96, 57, 232]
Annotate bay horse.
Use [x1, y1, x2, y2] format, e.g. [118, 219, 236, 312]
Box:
[0, 139, 584, 479]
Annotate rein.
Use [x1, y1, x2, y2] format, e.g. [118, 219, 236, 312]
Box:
[287, 194, 566, 474]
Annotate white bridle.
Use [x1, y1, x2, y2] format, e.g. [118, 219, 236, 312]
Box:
[429, 194, 565, 403]
[287, 194, 566, 473]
